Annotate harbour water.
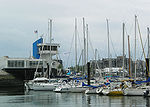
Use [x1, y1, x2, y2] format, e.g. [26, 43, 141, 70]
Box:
[0, 88, 150, 107]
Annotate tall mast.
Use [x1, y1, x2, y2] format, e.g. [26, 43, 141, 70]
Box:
[135, 15, 137, 79]
[82, 49, 84, 74]
[95, 49, 97, 73]
[148, 27, 150, 78]
[128, 35, 131, 78]
[106, 19, 110, 72]
[86, 24, 89, 63]
[49, 19, 52, 79]
[83, 17, 86, 73]
[148, 27, 150, 58]
[75, 18, 77, 72]
[123, 23, 125, 78]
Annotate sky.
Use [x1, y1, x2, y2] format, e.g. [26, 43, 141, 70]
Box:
[0, 0, 150, 67]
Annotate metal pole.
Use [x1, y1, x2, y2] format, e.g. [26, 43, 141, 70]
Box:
[83, 17, 86, 74]
[148, 27, 150, 58]
[87, 62, 90, 85]
[148, 27, 150, 80]
[106, 19, 110, 74]
[82, 49, 84, 75]
[75, 18, 77, 72]
[135, 15, 137, 79]
[128, 35, 131, 78]
[86, 24, 89, 63]
[49, 19, 52, 79]
[123, 23, 125, 78]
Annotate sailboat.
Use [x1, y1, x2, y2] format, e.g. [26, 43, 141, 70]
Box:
[54, 18, 88, 93]
[100, 19, 124, 96]
[25, 19, 62, 91]
[123, 16, 150, 96]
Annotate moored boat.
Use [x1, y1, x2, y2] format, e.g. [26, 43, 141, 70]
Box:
[85, 88, 98, 94]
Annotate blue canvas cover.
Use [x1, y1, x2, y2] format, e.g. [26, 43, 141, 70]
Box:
[82, 82, 110, 89]
[135, 77, 150, 84]
[33, 38, 43, 59]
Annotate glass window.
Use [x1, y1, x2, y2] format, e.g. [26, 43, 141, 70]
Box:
[51, 46, 57, 51]
[7, 60, 24, 67]
[48, 46, 50, 50]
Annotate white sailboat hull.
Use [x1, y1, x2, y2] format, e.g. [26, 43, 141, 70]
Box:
[33, 83, 57, 91]
[124, 88, 147, 96]
[54, 85, 87, 93]
[85, 88, 98, 94]
[70, 87, 87, 93]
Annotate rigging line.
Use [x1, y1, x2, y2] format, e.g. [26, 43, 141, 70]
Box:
[88, 31, 95, 61]
[124, 24, 129, 36]
[94, 49, 102, 77]
[77, 30, 83, 56]
[109, 34, 117, 57]
[96, 49, 101, 60]
[136, 18, 149, 75]
[124, 24, 135, 62]
[124, 24, 131, 57]
[77, 49, 83, 66]
[140, 35, 148, 60]
[128, 22, 134, 35]
[66, 32, 75, 68]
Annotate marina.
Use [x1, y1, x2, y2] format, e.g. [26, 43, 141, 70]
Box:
[1, 0, 150, 106]
[1, 17, 150, 106]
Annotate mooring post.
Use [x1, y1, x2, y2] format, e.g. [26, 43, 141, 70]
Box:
[146, 58, 149, 81]
[47, 63, 49, 78]
[87, 62, 90, 85]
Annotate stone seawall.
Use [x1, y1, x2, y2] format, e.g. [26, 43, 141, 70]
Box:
[0, 70, 24, 88]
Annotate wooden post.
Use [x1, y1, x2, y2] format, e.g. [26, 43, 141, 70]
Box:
[146, 58, 149, 81]
[87, 62, 90, 85]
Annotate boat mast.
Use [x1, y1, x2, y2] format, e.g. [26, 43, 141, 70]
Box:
[137, 18, 149, 80]
[86, 24, 89, 63]
[48, 19, 52, 79]
[134, 15, 137, 79]
[95, 49, 97, 74]
[128, 35, 131, 78]
[83, 17, 86, 74]
[106, 19, 110, 74]
[75, 18, 77, 72]
[82, 49, 84, 74]
[148, 27, 150, 58]
[148, 27, 150, 79]
[123, 23, 125, 78]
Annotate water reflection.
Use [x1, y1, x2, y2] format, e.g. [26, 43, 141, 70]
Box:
[145, 97, 150, 107]
[0, 89, 150, 107]
[0, 87, 24, 96]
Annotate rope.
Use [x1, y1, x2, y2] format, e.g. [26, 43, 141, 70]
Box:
[137, 18, 149, 76]
[109, 34, 117, 57]
[88, 32, 96, 61]
[66, 33, 74, 68]
[140, 37, 147, 60]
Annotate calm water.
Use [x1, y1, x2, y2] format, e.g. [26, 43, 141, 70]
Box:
[0, 88, 150, 107]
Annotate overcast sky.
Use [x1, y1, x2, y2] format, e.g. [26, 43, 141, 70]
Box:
[0, 0, 150, 67]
